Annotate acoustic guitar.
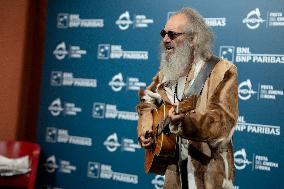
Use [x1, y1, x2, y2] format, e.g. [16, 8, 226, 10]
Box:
[144, 95, 197, 175]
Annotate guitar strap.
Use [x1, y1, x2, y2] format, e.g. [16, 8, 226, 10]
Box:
[179, 55, 220, 189]
[185, 55, 220, 97]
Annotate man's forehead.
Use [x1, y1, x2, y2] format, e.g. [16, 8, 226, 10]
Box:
[165, 13, 187, 31]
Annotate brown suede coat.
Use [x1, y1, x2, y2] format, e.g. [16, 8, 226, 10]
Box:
[137, 58, 238, 189]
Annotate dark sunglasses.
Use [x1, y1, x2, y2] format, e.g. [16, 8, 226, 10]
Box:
[160, 29, 185, 40]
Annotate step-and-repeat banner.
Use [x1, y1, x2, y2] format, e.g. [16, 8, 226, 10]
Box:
[36, 0, 284, 188]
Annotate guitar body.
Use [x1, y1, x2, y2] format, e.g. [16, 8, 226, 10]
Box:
[144, 96, 197, 175]
[144, 103, 177, 175]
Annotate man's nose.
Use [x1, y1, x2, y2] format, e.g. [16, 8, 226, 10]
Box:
[163, 34, 171, 43]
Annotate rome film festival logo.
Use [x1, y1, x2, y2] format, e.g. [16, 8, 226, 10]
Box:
[237, 79, 283, 101]
[108, 73, 146, 92]
[242, 8, 265, 29]
[103, 133, 141, 153]
[103, 133, 121, 152]
[53, 42, 68, 60]
[115, 11, 133, 30]
[48, 98, 82, 116]
[151, 175, 165, 189]
[234, 149, 279, 171]
[115, 11, 153, 30]
[44, 155, 59, 173]
[234, 149, 252, 170]
[48, 98, 63, 116]
[238, 79, 257, 101]
[53, 42, 87, 60]
[44, 155, 76, 174]
[108, 73, 126, 92]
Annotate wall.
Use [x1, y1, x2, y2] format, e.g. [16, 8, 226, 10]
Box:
[36, 1, 284, 189]
[0, 0, 47, 141]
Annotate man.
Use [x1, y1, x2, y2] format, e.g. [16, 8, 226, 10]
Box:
[137, 8, 238, 189]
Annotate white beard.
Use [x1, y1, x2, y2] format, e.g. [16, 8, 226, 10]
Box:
[160, 40, 192, 82]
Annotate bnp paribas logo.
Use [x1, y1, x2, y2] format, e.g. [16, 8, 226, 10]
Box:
[57, 13, 104, 28]
[242, 8, 266, 29]
[219, 46, 235, 62]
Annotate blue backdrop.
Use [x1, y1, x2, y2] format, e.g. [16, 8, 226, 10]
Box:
[36, 0, 284, 188]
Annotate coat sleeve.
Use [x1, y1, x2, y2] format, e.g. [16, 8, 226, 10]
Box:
[136, 73, 160, 138]
[181, 65, 238, 145]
